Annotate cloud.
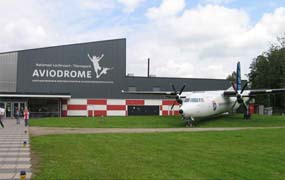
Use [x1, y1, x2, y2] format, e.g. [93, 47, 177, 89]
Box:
[79, 0, 115, 11]
[0, 0, 58, 51]
[127, 5, 285, 79]
[0, 1, 284, 80]
[201, 0, 235, 4]
[117, 0, 146, 13]
[146, 0, 186, 19]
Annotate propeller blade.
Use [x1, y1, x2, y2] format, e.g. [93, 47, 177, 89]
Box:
[240, 81, 248, 94]
[232, 82, 237, 93]
[237, 101, 246, 111]
[231, 100, 237, 110]
[245, 96, 255, 104]
[171, 84, 177, 94]
[179, 84, 186, 95]
[242, 102, 248, 115]
[170, 102, 175, 110]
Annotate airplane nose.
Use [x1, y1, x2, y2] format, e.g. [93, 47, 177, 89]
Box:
[179, 109, 183, 114]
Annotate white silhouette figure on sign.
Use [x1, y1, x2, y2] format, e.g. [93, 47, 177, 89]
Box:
[88, 53, 114, 78]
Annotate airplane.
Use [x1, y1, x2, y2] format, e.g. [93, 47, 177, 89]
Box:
[122, 62, 285, 127]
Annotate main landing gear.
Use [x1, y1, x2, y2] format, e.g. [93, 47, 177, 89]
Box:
[244, 111, 251, 120]
[184, 117, 195, 127]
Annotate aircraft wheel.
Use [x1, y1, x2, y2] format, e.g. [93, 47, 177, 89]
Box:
[186, 121, 193, 128]
[243, 113, 251, 120]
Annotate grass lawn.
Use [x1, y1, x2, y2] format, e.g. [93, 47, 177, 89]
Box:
[31, 129, 285, 180]
[29, 114, 285, 128]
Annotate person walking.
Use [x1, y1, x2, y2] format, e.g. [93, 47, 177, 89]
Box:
[15, 107, 20, 124]
[0, 108, 4, 128]
[24, 107, 29, 127]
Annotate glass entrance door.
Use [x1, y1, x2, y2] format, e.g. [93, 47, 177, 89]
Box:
[6, 103, 12, 118]
[1, 102, 27, 118]
[20, 103, 25, 117]
[13, 102, 19, 118]
[12, 102, 26, 117]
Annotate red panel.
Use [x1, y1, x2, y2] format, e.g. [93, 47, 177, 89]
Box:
[67, 105, 87, 110]
[88, 99, 107, 105]
[62, 110, 67, 117]
[160, 105, 162, 111]
[162, 100, 178, 105]
[162, 111, 169, 116]
[173, 111, 180, 115]
[249, 103, 255, 114]
[88, 110, 93, 117]
[107, 105, 126, 110]
[94, 111, 107, 116]
[126, 99, 144, 105]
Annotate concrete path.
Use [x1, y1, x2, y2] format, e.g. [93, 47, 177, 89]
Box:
[30, 126, 285, 136]
[0, 119, 32, 180]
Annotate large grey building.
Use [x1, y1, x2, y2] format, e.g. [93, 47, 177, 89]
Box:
[0, 38, 230, 118]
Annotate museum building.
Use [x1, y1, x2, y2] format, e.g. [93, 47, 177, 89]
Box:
[0, 39, 230, 118]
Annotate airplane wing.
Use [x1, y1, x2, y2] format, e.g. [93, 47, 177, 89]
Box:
[122, 84, 187, 99]
[223, 88, 285, 97]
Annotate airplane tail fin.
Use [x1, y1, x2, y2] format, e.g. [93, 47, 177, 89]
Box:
[236, 61, 241, 91]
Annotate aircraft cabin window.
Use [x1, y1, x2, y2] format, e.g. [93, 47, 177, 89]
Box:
[185, 98, 190, 102]
[190, 98, 204, 102]
[190, 98, 198, 102]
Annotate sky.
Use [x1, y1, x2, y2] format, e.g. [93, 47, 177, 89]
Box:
[0, 0, 284, 79]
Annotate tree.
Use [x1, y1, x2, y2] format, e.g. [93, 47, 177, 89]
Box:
[248, 34, 285, 114]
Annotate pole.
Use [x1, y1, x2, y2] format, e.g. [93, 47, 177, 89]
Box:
[147, 58, 150, 78]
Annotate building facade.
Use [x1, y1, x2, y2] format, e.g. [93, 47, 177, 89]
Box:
[0, 39, 230, 118]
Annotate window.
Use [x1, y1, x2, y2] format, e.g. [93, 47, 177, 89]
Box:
[189, 98, 204, 103]
[28, 99, 60, 117]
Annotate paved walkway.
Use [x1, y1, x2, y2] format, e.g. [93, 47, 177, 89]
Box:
[0, 119, 32, 180]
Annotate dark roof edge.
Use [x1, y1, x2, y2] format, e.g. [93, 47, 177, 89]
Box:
[0, 38, 126, 55]
[0, 92, 70, 95]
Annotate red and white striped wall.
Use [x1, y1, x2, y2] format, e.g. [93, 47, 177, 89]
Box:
[62, 99, 180, 117]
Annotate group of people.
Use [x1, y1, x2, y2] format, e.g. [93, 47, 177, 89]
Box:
[0, 107, 30, 128]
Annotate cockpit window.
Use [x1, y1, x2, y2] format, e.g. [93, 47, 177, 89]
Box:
[184, 98, 190, 102]
[189, 98, 204, 102]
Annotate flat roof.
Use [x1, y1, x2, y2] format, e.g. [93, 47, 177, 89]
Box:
[0, 93, 71, 98]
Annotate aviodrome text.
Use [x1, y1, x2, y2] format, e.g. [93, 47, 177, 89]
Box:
[32, 69, 92, 78]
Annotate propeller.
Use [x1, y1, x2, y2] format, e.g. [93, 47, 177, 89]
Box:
[170, 84, 186, 110]
[231, 81, 249, 115]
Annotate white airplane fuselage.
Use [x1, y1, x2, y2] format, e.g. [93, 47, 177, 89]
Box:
[179, 90, 249, 120]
